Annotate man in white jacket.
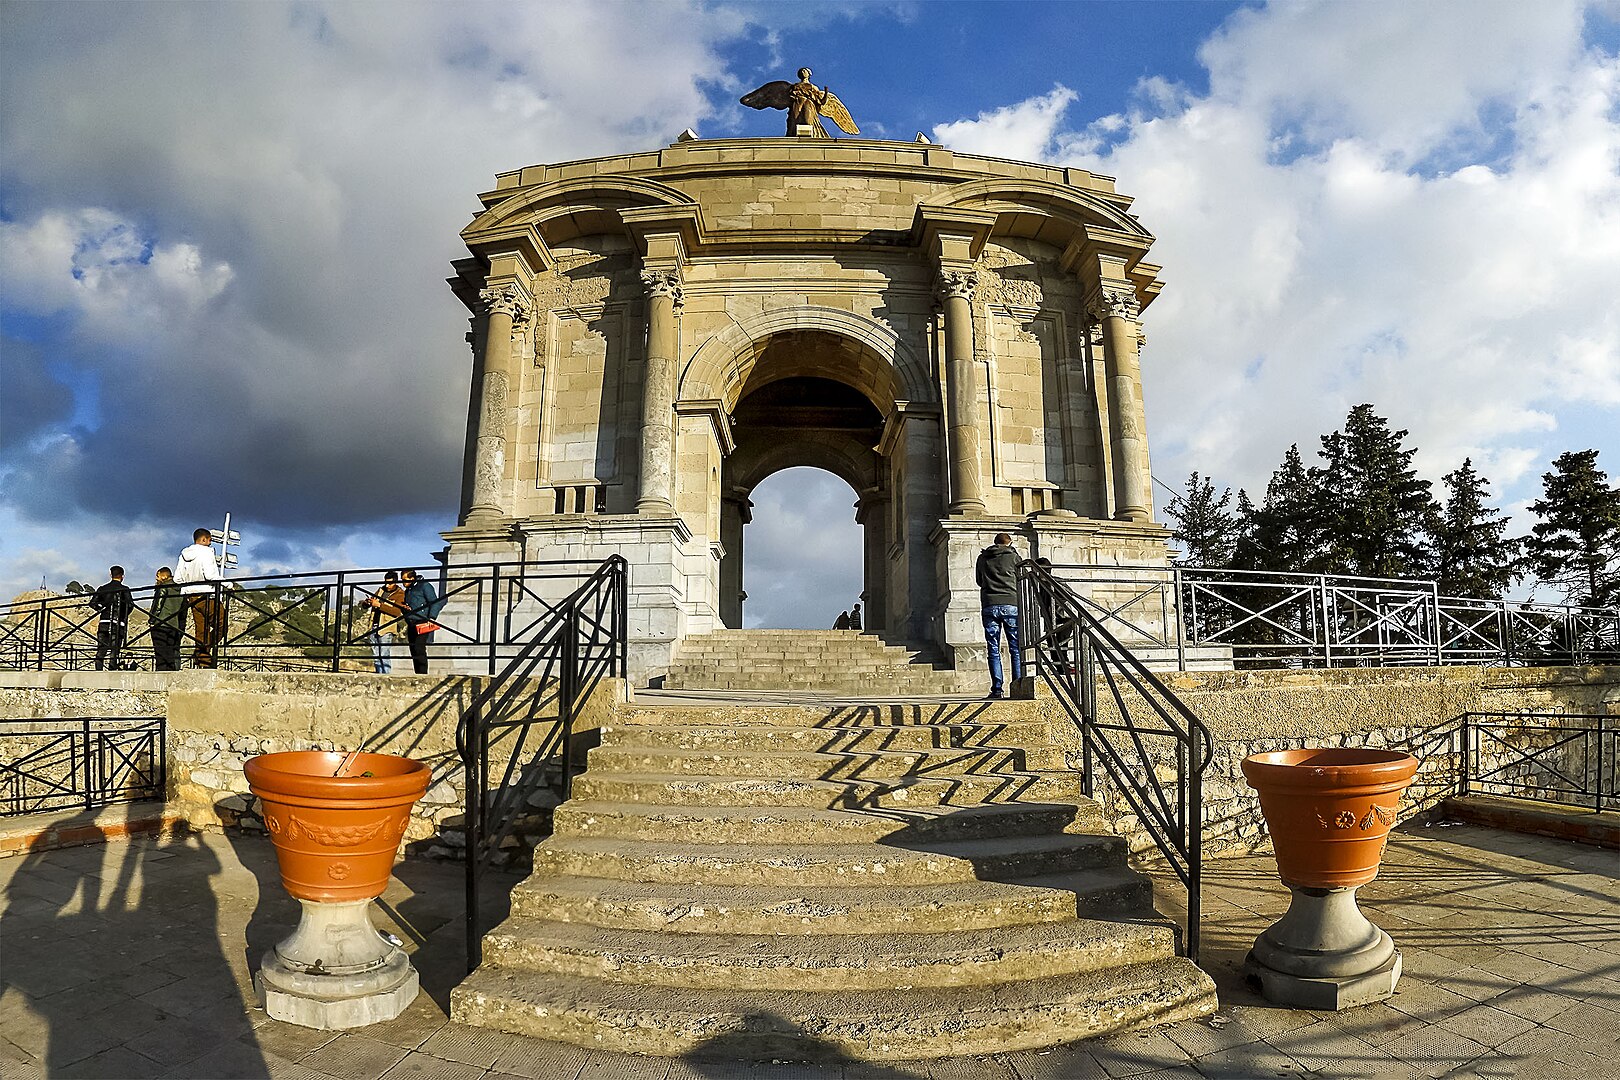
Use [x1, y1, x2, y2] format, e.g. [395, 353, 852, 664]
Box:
[173, 528, 226, 667]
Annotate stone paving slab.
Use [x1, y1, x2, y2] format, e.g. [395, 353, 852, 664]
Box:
[0, 814, 1615, 1079]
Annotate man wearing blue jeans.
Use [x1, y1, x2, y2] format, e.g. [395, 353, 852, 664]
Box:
[975, 532, 1024, 699]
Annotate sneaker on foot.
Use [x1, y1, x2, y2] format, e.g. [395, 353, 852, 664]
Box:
[986, 690, 1004, 699]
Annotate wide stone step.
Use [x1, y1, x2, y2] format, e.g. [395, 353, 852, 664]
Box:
[530, 833, 1126, 887]
[551, 800, 1110, 845]
[507, 869, 1155, 936]
[613, 700, 1046, 728]
[598, 720, 1053, 754]
[478, 916, 1177, 991]
[450, 957, 1217, 1059]
[568, 770, 1088, 810]
[584, 745, 1063, 779]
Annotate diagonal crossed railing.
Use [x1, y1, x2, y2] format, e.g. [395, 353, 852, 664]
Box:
[0, 717, 166, 816]
[455, 555, 627, 968]
[1019, 560, 1215, 961]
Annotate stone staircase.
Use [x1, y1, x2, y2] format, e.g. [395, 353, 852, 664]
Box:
[659, 629, 975, 695]
[451, 691, 1218, 1061]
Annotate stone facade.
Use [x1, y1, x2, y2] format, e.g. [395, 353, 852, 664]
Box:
[441, 138, 1170, 683]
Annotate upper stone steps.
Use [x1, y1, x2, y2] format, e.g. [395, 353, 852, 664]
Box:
[598, 720, 1053, 753]
[584, 744, 1064, 780]
[660, 629, 968, 695]
[529, 832, 1129, 888]
[478, 915, 1177, 992]
[551, 799, 1110, 846]
[453, 957, 1214, 1061]
[505, 869, 1155, 936]
[567, 770, 1088, 810]
[613, 699, 1043, 728]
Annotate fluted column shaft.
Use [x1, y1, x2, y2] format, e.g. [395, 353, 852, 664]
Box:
[468, 283, 531, 522]
[939, 270, 986, 514]
[1095, 286, 1151, 522]
[636, 270, 682, 515]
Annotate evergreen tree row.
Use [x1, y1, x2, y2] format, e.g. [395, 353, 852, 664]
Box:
[1166, 404, 1620, 608]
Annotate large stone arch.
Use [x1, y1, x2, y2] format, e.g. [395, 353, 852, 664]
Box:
[679, 306, 937, 412]
[922, 177, 1151, 240]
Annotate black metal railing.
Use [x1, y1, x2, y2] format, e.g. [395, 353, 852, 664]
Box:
[1458, 711, 1617, 812]
[1040, 563, 1620, 670]
[0, 560, 612, 675]
[456, 555, 627, 968]
[1018, 560, 1214, 962]
[0, 717, 166, 816]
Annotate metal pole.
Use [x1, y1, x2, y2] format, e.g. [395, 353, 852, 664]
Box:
[1319, 576, 1333, 668]
[488, 566, 500, 676]
[1174, 566, 1186, 672]
[1432, 582, 1443, 666]
[561, 604, 580, 803]
[465, 710, 483, 971]
[35, 598, 46, 672]
[82, 717, 93, 810]
[1460, 715, 1472, 798]
[331, 573, 344, 673]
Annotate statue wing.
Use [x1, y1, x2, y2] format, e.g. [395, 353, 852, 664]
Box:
[822, 92, 860, 135]
[739, 81, 793, 111]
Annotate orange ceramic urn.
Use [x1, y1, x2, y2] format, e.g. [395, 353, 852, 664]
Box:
[245, 750, 431, 902]
[1240, 748, 1420, 889]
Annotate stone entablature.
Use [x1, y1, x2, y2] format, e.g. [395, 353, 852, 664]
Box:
[445, 137, 1168, 678]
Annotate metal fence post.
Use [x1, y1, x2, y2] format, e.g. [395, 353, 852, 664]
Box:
[35, 599, 46, 671]
[81, 717, 94, 811]
[1173, 565, 1186, 672]
[1319, 576, 1333, 668]
[1459, 715, 1472, 798]
[488, 566, 501, 676]
[1431, 582, 1444, 666]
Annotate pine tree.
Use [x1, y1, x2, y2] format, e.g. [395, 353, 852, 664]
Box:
[1430, 458, 1520, 599]
[1315, 404, 1437, 578]
[1526, 450, 1620, 607]
[1166, 471, 1240, 567]
[1234, 444, 1325, 573]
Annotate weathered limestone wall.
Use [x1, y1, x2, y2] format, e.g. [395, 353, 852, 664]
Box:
[1037, 665, 1620, 859]
[0, 671, 622, 863]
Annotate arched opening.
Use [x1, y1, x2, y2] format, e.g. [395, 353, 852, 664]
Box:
[740, 467, 863, 629]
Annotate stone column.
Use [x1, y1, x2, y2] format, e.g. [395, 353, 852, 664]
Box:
[1092, 285, 1151, 522]
[938, 269, 986, 515]
[637, 269, 682, 515]
[467, 282, 532, 523]
[719, 489, 751, 628]
[856, 489, 890, 633]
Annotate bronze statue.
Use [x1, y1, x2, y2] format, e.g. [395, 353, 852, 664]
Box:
[740, 67, 860, 138]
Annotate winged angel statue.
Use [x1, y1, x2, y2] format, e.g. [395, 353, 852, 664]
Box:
[740, 67, 860, 138]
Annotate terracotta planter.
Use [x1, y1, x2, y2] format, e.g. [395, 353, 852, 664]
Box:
[1241, 748, 1419, 889]
[244, 750, 431, 902]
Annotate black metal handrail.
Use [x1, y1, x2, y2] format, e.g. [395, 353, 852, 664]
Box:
[0, 559, 610, 675]
[0, 717, 166, 816]
[1458, 711, 1617, 812]
[1018, 560, 1215, 961]
[456, 555, 627, 968]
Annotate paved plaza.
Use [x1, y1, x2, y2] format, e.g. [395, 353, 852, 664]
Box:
[0, 815, 1614, 1080]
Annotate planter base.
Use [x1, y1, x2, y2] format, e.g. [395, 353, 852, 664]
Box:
[1244, 884, 1402, 1010]
[255, 898, 420, 1029]
[1246, 949, 1401, 1011]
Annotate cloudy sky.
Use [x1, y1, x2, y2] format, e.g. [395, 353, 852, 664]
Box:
[2, 1, 1617, 626]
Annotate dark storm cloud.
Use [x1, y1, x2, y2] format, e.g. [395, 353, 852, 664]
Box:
[0, 337, 73, 450]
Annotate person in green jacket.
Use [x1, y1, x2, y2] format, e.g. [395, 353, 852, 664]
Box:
[150, 566, 185, 671]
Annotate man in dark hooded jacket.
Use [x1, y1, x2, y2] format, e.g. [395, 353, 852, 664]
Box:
[974, 533, 1024, 698]
[90, 566, 135, 670]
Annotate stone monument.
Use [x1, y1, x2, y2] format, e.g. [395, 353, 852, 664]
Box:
[442, 81, 1170, 683]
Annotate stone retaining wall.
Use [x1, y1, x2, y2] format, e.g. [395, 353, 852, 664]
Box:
[0, 669, 620, 863]
[1037, 665, 1620, 857]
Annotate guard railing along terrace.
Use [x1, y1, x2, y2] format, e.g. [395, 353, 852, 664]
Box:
[0, 560, 613, 675]
[1041, 563, 1620, 670]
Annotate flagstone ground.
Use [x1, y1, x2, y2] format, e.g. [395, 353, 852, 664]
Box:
[0, 819, 1613, 1079]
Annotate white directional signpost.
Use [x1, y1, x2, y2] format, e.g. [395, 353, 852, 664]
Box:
[217, 513, 242, 576]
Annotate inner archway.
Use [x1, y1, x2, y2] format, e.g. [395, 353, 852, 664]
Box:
[740, 468, 863, 629]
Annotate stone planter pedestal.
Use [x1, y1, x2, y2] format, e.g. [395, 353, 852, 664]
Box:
[1241, 748, 1419, 1010]
[245, 750, 431, 1029]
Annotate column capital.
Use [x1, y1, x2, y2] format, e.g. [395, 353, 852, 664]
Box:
[478, 281, 534, 325]
[935, 268, 977, 304]
[1087, 283, 1139, 324]
[640, 268, 685, 305]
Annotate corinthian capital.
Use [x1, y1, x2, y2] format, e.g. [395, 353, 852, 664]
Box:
[640, 269, 684, 304]
[936, 268, 977, 303]
[479, 282, 534, 325]
[1088, 284, 1139, 323]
